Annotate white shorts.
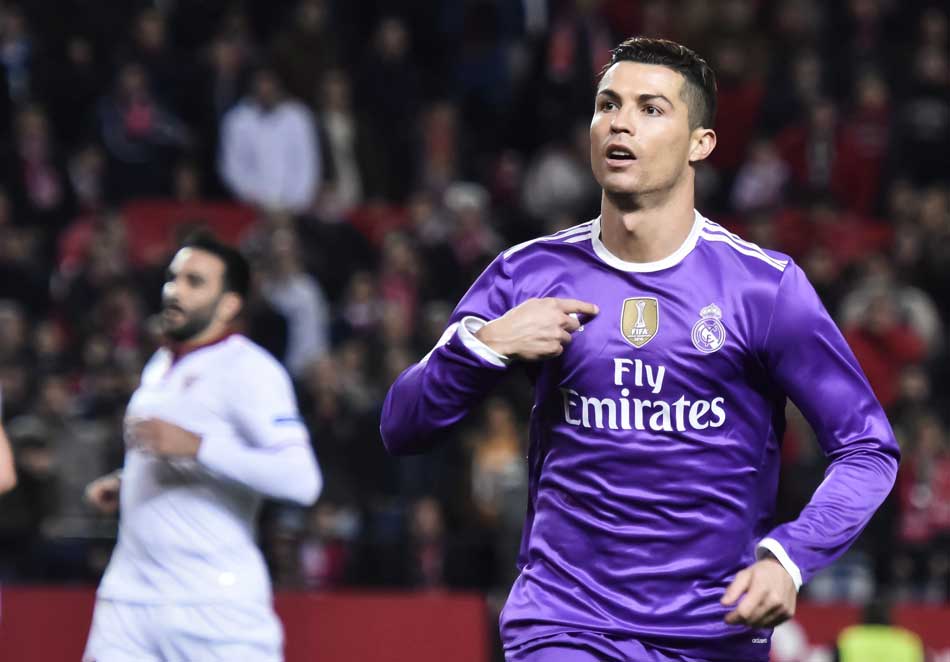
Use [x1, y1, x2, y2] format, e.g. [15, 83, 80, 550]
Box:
[83, 598, 284, 662]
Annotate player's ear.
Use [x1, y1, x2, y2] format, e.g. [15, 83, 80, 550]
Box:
[219, 292, 243, 323]
[688, 127, 716, 163]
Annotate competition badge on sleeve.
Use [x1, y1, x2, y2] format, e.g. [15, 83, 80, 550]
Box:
[691, 304, 726, 354]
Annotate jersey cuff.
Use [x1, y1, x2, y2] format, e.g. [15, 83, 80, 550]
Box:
[457, 316, 511, 367]
[757, 537, 803, 591]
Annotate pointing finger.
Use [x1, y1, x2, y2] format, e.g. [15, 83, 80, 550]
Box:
[554, 299, 599, 316]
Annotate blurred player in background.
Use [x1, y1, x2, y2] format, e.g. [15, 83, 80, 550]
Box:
[381, 37, 899, 662]
[0, 413, 12, 624]
[0, 422, 15, 495]
[83, 233, 321, 662]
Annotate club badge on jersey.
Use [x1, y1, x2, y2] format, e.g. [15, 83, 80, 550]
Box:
[691, 303, 727, 354]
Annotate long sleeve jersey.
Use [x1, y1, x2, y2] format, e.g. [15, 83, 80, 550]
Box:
[98, 334, 321, 605]
[381, 211, 899, 661]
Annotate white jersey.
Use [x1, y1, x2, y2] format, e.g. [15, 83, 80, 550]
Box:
[98, 334, 321, 605]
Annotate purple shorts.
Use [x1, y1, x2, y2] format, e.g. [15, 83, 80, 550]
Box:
[505, 632, 738, 662]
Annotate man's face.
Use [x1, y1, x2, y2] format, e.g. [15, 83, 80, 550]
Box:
[161, 248, 227, 342]
[590, 62, 698, 197]
[253, 72, 280, 108]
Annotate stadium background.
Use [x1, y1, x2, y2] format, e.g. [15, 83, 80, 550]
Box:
[0, 0, 946, 660]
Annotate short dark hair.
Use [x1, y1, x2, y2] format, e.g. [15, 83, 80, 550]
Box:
[179, 231, 250, 300]
[600, 37, 717, 130]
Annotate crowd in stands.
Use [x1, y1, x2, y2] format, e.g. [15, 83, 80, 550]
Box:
[0, 0, 947, 616]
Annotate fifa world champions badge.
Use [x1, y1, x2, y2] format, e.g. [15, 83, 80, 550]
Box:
[691, 304, 726, 354]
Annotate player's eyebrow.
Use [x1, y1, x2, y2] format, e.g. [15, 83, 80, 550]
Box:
[595, 88, 674, 108]
[596, 88, 622, 102]
[637, 93, 673, 108]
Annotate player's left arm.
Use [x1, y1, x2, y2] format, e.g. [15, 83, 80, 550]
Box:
[133, 355, 322, 505]
[723, 262, 900, 627]
[0, 421, 17, 494]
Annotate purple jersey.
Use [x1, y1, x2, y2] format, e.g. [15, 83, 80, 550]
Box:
[380, 211, 899, 661]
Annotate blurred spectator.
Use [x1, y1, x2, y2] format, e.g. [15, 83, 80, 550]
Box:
[0, 415, 54, 577]
[2, 376, 112, 580]
[257, 222, 330, 377]
[36, 35, 101, 150]
[444, 182, 501, 281]
[417, 101, 461, 196]
[892, 39, 950, 184]
[270, 0, 338, 106]
[316, 69, 378, 214]
[760, 50, 826, 134]
[834, 70, 891, 214]
[377, 233, 422, 338]
[339, 271, 381, 339]
[0, 5, 33, 104]
[521, 121, 598, 223]
[706, 39, 765, 178]
[469, 398, 527, 590]
[451, 0, 512, 149]
[122, 8, 185, 111]
[840, 256, 943, 356]
[842, 291, 927, 411]
[356, 17, 420, 201]
[2, 105, 74, 240]
[95, 62, 190, 201]
[775, 98, 839, 194]
[67, 144, 107, 213]
[299, 502, 358, 590]
[0, 223, 49, 314]
[408, 496, 447, 589]
[730, 138, 790, 213]
[894, 414, 950, 602]
[219, 67, 320, 213]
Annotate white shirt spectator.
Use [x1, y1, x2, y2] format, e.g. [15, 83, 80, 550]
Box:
[262, 272, 331, 377]
[220, 99, 320, 213]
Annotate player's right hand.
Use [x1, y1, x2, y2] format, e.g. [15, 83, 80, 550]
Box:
[85, 474, 121, 514]
[474, 297, 599, 361]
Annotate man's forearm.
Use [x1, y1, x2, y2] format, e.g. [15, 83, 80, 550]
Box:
[380, 319, 509, 455]
[197, 435, 321, 505]
[763, 443, 898, 587]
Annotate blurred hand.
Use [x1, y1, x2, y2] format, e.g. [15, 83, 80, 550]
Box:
[85, 474, 120, 514]
[130, 418, 201, 458]
[475, 298, 599, 361]
[721, 557, 797, 628]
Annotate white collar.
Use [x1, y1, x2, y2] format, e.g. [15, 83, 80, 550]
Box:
[590, 209, 704, 273]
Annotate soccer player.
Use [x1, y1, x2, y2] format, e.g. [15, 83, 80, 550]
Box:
[83, 234, 321, 662]
[380, 37, 899, 662]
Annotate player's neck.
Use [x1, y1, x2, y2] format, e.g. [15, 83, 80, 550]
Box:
[598, 185, 696, 264]
[168, 324, 235, 360]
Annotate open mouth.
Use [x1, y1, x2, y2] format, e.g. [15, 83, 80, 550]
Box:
[605, 145, 636, 165]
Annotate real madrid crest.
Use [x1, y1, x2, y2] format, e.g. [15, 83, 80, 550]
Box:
[691, 304, 726, 354]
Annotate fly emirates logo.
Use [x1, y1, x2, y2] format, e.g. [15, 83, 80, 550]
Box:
[560, 358, 726, 432]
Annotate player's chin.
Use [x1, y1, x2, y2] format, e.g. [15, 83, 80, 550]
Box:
[600, 175, 643, 196]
